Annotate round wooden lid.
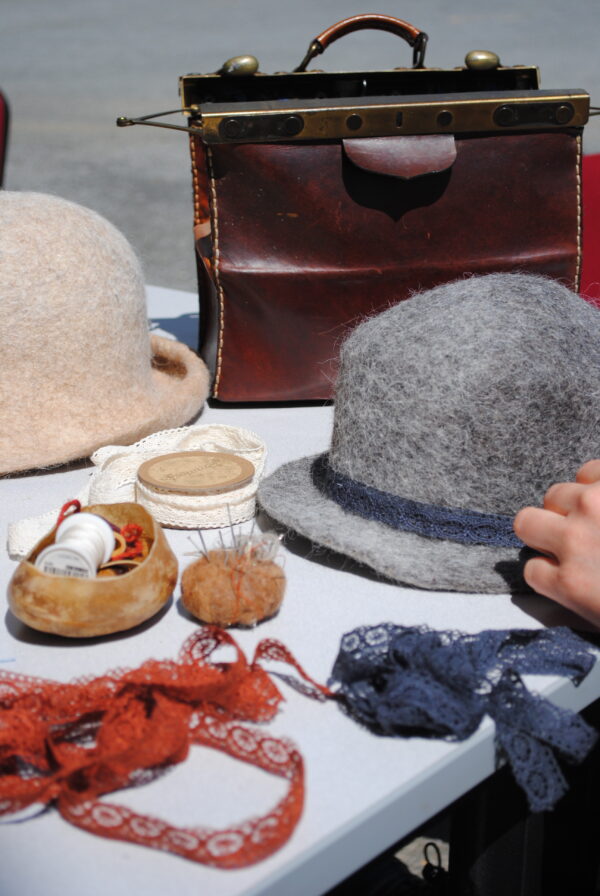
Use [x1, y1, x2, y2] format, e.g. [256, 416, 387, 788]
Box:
[137, 451, 255, 496]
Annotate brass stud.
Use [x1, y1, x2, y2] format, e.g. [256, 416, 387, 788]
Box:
[222, 118, 244, 139]
[218, 55, 259, 76]
[280, 115, 303, 136]
[494, 105, 517, 126]
[346, 114, 363, 131]
[555, 104, 574, 125]
[465, 50, 501, 71]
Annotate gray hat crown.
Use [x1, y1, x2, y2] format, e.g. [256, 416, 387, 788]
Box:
[330, 273, 600, 515]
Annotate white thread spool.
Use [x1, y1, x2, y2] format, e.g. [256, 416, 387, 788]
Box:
[35, 513, 115, 579]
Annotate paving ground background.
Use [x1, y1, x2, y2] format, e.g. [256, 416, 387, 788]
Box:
[2, 0, 599, 886]
[3, 0, 599, 293]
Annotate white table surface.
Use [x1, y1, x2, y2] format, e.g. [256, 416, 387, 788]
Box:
[1, 286, 599, 896]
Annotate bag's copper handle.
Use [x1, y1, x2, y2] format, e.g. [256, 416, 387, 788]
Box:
[294, 14, 428, 72]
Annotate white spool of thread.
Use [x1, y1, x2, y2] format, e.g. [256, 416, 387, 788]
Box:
[35, 512, 115, 578]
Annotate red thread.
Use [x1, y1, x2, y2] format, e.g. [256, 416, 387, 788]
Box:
[0, 628, 328, 868]
[111, 523, 145, 561]
[56, 499, 81, 527]
[121, 523, 144, 544]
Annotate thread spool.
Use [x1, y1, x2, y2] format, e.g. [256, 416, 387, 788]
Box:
[35, 512, 115, 579]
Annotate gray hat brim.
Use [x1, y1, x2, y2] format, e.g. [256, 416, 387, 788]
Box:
[258, 454, 532, 593]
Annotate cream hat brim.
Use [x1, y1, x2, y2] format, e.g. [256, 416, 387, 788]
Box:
[1, 334, 209, 475]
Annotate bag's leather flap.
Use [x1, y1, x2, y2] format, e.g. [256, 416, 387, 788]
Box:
[343, 134, 457, 179]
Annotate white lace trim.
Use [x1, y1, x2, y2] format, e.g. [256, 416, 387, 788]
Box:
[7, 424, 266, 559]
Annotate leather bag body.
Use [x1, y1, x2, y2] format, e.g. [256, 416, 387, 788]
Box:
[184, 16, 588, 402]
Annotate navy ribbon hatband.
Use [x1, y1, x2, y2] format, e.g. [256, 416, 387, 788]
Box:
[312, 454, 524, 548]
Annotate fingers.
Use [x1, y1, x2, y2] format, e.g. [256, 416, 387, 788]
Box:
[523, 553, 600, 628]
[576, 459, 600, 483]
[515, 461, 600, 629]
[543, 481, 587, 515]
[522, 554, 560, 601]
[513, 506, 566, 556]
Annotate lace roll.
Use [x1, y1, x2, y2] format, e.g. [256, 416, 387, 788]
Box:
[329, 624, 598, 812]
[8, 424, 267, 559]
[0, 627, 329, 868]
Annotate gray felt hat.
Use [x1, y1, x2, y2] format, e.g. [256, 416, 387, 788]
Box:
[258, 273, 600, 593]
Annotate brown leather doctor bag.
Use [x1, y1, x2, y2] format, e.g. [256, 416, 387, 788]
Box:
[124, 14, 590, 401]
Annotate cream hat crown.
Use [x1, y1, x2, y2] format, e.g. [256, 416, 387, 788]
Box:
[0, 191, 209, 474]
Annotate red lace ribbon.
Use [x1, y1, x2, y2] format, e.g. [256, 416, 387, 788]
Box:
[0, 627, 331, 868]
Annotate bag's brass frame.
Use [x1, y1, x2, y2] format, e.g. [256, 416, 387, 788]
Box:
[117, 90, 589, 143]
[199, 89, 589, 144]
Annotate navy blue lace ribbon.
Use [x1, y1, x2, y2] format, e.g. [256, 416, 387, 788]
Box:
[329, 624, 598, 812]
[312, 454, 523, 548]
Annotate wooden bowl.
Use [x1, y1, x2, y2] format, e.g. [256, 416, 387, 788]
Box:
[8, 503, 178, 637]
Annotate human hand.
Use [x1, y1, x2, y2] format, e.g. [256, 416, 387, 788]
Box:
[513, 460, 600, 627]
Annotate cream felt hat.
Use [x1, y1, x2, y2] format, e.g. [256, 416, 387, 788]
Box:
[258, 274, 600, 593]
[0, 191, 209, 475]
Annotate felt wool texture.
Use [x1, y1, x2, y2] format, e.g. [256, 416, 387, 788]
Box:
[258, 273, 600, 592]
[0, 192, 209, 475]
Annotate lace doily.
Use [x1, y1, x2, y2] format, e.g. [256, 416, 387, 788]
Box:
[8, 424, 267, 559]
[329, 624, 598, 812]
[0, 627, 328, 868]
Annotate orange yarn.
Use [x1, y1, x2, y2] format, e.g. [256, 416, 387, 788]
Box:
[0, 628, 330, 868]
[112, 522, 145, 561]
